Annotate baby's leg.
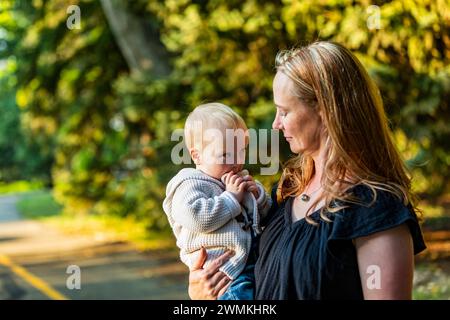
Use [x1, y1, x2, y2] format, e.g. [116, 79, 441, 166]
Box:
[217, 263, 255, 300]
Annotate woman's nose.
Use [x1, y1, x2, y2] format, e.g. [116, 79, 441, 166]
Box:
[272, 115, 282, 130]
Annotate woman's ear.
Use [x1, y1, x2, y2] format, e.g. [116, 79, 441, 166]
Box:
[318, 109, 327, 132]
[189, 148, 201, 165]
[318, 109, 325, 122]
[317, 110, 329, 144]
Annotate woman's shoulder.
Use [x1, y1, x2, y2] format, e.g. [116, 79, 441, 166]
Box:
[339, 184, 411, 218]
[329, 184, 426, 254]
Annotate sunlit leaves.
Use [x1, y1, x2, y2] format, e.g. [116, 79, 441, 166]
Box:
[3, 0, 449, 226]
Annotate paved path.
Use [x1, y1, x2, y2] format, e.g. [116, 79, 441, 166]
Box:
[0, 195, 189, 300]
[0, 195, 21, 222]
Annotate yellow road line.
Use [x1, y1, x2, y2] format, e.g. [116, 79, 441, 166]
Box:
[0, 254, 68, 300]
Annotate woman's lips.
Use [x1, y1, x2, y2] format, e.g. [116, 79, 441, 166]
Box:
[285, 136, 292, 141]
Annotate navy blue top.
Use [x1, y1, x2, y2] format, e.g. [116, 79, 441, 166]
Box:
[254, 184, 426, 300]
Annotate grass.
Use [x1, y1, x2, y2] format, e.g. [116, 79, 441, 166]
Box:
[413, 202, 450, 300]
[413, 262, 450, 299]
[0, 180, 44, 194]
[16, 190, 63, 219]
[15, 189, 176, 252]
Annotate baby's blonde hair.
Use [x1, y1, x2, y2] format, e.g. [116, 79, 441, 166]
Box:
[184, 102, 247, 150]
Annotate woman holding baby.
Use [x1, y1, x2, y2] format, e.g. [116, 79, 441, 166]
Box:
[187, 41, 426, 300]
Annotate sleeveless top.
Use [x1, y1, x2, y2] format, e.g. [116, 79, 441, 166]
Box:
[254, 184, 426, 300]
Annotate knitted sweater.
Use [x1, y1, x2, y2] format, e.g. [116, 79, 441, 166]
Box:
[162, 168, 271, 280]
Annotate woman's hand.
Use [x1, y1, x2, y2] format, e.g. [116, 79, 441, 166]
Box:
[188, 247, 234, 300]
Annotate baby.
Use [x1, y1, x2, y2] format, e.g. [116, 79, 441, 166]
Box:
[163, 102, 271, 300]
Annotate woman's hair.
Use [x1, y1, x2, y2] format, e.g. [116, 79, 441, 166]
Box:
[275, 41, 419, 223]
[184, 102, 247, 150]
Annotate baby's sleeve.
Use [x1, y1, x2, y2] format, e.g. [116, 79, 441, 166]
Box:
[171, 180, 242, 233]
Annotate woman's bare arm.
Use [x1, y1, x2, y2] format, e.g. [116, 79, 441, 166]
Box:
[354, 223, 414, 300]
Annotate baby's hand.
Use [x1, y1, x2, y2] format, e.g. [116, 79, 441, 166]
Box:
[221, 172, 246, 203]
[243, 175, 259, 198]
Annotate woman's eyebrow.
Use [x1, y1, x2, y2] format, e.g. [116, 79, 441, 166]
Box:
[275, 104, 288, 109]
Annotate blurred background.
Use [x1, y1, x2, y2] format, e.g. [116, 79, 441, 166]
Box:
[0, 0, 448, 299]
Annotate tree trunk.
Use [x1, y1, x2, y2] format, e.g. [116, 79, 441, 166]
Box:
[100, 0, 170, 77]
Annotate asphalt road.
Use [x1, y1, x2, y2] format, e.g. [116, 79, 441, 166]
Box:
[0, 195, 189, 300]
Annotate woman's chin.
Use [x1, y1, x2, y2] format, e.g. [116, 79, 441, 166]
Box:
[288, 143, 302, 154]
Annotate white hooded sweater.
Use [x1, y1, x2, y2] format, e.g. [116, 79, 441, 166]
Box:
[162, 168, 271, 280]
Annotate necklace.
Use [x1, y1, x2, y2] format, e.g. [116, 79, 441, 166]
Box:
[300, 184, 322, 202]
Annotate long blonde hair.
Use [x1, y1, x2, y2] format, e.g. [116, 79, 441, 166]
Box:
[275, 41, 419, 223]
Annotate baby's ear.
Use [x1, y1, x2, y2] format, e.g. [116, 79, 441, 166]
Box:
[189, 148, 201, 165]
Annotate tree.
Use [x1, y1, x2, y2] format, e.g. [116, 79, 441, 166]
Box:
[0, 0, 53, 183]
[143, 0, 450, 195]
[1, 0, 448, 231]
[99, 0, 170, 76]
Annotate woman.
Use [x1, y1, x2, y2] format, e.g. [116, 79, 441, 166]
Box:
[188, 41, 426, 300]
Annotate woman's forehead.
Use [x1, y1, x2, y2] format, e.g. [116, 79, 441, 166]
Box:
[273, 72, 296, 102]
[273, 71, 292, 90]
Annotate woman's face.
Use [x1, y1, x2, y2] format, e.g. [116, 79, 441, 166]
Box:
[272, 71, 324, 155]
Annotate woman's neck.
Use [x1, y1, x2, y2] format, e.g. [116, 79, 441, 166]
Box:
[310, 146, 326, 184]
[310, 144, 358, 194]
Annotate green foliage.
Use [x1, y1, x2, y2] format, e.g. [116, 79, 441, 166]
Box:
[145, 0, 450, 195]
[413, 262, 450, 300]
[0, 180, 44, 194]
[0, 56, 53, 182]
[16, 190, 62, 219]
[1, 0, 449, 231]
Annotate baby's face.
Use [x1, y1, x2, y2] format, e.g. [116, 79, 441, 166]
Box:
[197, 131, 248, 180]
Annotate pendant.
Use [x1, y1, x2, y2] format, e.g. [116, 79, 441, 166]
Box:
[300, 194, 310, 202]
